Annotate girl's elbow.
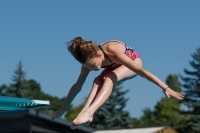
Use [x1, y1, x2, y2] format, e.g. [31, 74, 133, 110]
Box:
[72, 83, 82, 92]
[139, 73, 145, 78]
[138, 73, 145, 78]
[136, 69, 146, 78]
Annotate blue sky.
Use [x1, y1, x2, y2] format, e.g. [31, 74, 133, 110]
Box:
[0, 1, 199, 118]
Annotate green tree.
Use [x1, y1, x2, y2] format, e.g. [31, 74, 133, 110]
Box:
[5, 61, 28, 97]
[88, 82, 133, 130]
[179, 47, 200, 132]
[0, 84, 7, 95]
[166, 74, 181, 93]
[164, 74, 191, 132]
[134, 74, 182, 128]
[192, 115, 200, 131]
[0, 61, 65, 115]
[139, 108, 153, 127]
[151, 98, 181, 127]
[135, 98, 183, 129]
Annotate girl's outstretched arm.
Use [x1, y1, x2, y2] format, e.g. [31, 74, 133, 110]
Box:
[51, 66, 90, 120]
[114, 53, 184, 100]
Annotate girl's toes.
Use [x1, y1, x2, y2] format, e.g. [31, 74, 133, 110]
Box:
[70, 122, 77, 130]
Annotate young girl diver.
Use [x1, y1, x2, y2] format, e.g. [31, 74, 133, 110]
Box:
[51, 37, 184, 130]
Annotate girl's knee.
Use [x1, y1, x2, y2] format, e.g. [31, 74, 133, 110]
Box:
[93, 76, 104, 84]
[105, 72, 118, 84]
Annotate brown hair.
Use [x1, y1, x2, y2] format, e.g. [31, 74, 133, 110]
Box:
[67, 37, 100, 63]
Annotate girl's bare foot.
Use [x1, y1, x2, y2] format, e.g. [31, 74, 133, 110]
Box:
[70, 111, 93, 130]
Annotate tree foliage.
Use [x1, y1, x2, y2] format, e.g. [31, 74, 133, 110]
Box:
[132, 74, 183, 129]
[151, 98, 181, 126]
[178, 47, 200, 132]
[139, 107, 153, 127]
[0, 61, 64, 115]
[166, 74, 181, 93]
[64, 102, 84, 121]
[3, 61, 28, 97]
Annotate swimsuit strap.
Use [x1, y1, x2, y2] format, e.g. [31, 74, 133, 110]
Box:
[101, 40, 133, 53]
[98, 45, 115, 64]
[114, 40, 133, 51]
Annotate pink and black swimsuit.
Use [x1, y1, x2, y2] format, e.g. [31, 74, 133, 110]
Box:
[98, 40, 140, 69]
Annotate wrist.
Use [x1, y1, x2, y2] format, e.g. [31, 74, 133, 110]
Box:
[163, 86, 169, 91]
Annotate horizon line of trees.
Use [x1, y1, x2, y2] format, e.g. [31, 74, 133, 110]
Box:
[1, 47, 200, 132]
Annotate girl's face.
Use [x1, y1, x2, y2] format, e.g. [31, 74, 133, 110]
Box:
[82, 52, 103, 71]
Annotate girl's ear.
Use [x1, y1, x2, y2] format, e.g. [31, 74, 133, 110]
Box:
[97, 51, 103, 58]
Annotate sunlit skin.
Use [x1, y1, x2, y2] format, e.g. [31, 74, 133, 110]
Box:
[51, 41, 184, 130]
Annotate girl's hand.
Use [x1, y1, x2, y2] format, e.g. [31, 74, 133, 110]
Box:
[50, 107, 65, 120]
[163, 87, 184, 100]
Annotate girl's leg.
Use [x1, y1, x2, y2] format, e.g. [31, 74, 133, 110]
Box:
[72, 58, 142, 127]
[76, 68, 114, 118]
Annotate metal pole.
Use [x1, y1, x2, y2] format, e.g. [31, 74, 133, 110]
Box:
[29, 119, 32, 133]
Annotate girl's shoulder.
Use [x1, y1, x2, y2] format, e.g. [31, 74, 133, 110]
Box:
[100, 40, 126, 55]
